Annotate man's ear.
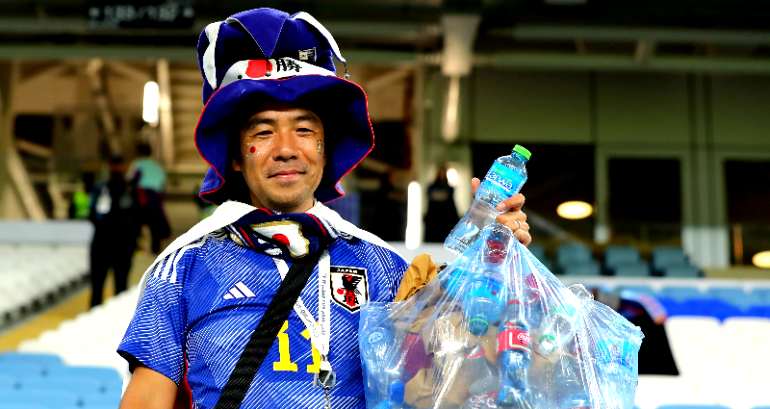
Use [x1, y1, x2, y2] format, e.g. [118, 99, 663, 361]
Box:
[232, 158, 242, 172]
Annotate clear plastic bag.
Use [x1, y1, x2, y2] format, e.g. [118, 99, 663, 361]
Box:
[359, 224, 643, 409]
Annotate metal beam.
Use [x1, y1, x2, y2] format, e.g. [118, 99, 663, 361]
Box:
[479, 52, 770, 74]
[495, 25, 770, 46]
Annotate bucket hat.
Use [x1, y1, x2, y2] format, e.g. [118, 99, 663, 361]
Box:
[195, 8, 374, 205]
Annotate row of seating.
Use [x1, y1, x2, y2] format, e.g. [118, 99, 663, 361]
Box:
[0, 351, 122, 409]
[0, 245, 89, 323]
[529, 243, 701, 277]
[618, 285, 770, 319]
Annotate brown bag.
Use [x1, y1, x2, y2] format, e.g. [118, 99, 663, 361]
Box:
[395, 254, 439, 302]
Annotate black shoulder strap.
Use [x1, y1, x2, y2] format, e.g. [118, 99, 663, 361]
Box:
[214, 248, 326, 409]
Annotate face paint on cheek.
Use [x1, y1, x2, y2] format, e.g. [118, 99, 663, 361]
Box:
[244, 143, 259, 157]
[317, 140, 323, 154]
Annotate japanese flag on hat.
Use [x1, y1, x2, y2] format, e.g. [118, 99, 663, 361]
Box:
[195, 8, 374, 205]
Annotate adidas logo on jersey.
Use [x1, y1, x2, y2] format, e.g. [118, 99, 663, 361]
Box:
[223, 281, 256, 300]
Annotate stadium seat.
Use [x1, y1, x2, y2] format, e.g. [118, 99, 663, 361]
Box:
[0, 404, 48, 409]
[659, 287, 703, 302]
[665, 265, 701, 278]
[651, 247, 689, 275]
[614, 263, 651, 277]
[0, 364, 45, 379]
[0, 353, 62, 369]
[46, 366, 122, 384]
[605, 246, 642, 271]
[746, 305, 770, 318]
[751, 288, 770, 304]
[556, 243, 593, 266]
[20, 377, 102, 395]
[562, 261, 601, 276]
[81, 391, 122, 407]
[0, 390, 79, 407]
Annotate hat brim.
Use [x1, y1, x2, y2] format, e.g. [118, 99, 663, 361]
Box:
[195, 75, 374, 206]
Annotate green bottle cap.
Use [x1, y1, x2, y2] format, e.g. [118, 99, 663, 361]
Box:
[513, 144, 531, 160]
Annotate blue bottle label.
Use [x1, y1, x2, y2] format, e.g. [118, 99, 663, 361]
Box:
[465, 277, 503, 301]
[479, 162, 525, 200]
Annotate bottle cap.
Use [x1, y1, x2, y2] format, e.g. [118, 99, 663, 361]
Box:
[389, 382, 405, 403]
[512, 145, 531, 160]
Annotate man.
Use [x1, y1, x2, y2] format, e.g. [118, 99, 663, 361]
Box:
[118, 9, 530, 409]
[89, 155, 140, 307]
[127, 143, 170, 253]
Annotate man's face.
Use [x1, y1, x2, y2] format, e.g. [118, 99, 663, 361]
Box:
[232, 102, 326, 213]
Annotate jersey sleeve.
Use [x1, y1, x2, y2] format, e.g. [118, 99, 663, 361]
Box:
[371, 245, 409, 302]
[118, 248, 194, 385]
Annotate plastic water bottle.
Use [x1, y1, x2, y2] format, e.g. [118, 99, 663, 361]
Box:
[496, 299, 533, 408]
[462, 226, 514, 336]
[374, 382, 406, 409]
[445, 145, 531, 255]
[554, 355, 592, 409]
[460, 341, 500, 396]
[536, 304, 577, 360]
[361, 323, 403, 401]
[595, 339, 635, 409]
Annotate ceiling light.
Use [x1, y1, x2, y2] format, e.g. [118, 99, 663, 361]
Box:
[142, 81, 159, 126]
[557, 201, 593, 220]
[752, 251, 770, 268]
[446, 167, 458, 188]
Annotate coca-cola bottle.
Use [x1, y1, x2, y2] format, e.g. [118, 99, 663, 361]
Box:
[496, 299, 533, 408]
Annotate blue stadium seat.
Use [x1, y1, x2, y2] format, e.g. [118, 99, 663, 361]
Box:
[556, 243, 593, 266]
[81, 391, 122, 407]
[21, 377, 102, 395]
[659, 286, 703, 301]
[679, 299, 744, 320]
[751, 288, 770, 304]
[0, 404, 48, 409]
[605, 246, 642, 271]
[614, 263, 651, 277]
[0, 374, 16, 390]
[746, 305, 770, 318]
[705, 287, 761, 309]
[0, 353, 62, 370]
[45, 366, 122, 384]
[0, 364, 45, 379]
[562, 261, 601, 276]
[652, 247, 689, 275]
[664, 265, 701, 278]
[0, 390, 79, 407]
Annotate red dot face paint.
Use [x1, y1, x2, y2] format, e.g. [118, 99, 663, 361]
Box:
[249, 146, 256, 153]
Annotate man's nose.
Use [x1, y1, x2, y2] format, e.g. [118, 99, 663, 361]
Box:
[273, 129, 300, 161]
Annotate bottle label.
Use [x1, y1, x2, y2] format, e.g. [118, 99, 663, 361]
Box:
[497, 328, 531, 354]
[466, 277, 503, 302]
[596, 340, 633, 369]
[479, 162, 525, 201]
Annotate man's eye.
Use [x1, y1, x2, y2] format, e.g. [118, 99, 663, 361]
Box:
[297, 128, 313, 134]
[255, 130, 272, 136]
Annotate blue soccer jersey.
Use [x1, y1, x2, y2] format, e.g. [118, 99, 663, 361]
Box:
[118, 205, 409, 409]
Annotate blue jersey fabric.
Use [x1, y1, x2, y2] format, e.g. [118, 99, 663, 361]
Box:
[119, 224, 408, 408]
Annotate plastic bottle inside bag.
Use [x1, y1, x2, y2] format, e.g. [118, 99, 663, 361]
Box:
[496, 299, 533, 408]
[361, 317, 404, 402]
[553, 355, 593, 409]
[536, 304, 577, 360]
[462, 225, 515, 336]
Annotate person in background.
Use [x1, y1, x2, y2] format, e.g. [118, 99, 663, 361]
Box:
[127, 143, 170, 253]
[424, 165, 460, 242]
[69, 172, 95, 219]
[89, 155, 141, 307]
[592, 287, 679, 375]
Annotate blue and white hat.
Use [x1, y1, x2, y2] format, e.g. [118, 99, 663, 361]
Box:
[195, 8, 374, 205]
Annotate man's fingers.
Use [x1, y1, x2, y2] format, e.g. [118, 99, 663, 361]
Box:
[496, 193, 526, 212]
[471, 177, 481, 197]
[495, 210, 528, 228]
[514, 229, 532, 246]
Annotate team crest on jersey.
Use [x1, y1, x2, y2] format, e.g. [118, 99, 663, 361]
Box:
[330, 266, 368, 313]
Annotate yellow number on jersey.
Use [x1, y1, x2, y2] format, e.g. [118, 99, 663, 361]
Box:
[273, 320, 298, 372]
[301, 328, 321, 373]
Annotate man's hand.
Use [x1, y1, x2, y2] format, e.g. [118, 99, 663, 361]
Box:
[119, 365, 178, 409]
[471, 177, 531, 246]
